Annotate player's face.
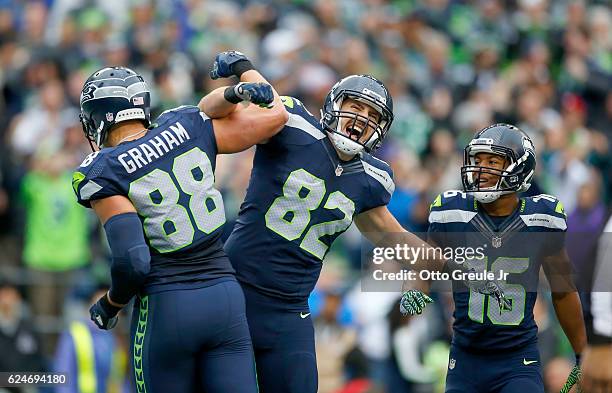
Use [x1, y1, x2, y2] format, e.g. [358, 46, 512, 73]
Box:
[339, 98, 381, 144]
[473, 152, 507, 188]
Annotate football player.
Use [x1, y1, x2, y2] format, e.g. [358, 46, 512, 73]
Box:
[418, 123, 587, 393]
[72, 65, 287, 392]
[206, 51, 506, 393]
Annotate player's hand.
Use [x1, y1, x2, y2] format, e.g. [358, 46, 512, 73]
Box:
[89, 293, 121, 330]
[233, 82, 274, 108]
[480, 280, 513, 313]
[560, 355, 582, 393]
[210, 51, 251, 79]
[400, 290, 434, 316]
[455, 262, 512, 314]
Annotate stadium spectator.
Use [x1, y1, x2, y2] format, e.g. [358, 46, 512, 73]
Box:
[315, 291, 357, 393]
[53, 287, 130, 393]
[0, 279, 45, 379]
[20, 131, 90, 333]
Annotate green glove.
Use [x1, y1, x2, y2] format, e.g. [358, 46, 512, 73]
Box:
[560, 354, 582, 393]
[400, 290, 434, 316]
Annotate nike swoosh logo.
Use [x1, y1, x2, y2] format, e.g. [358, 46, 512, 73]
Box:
[300, 312, 311, 319]
[523, 359, 538, 365]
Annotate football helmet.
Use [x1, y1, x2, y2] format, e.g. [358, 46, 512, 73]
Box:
[320, 75, 394, 156]
[461, 123, 536, 203]
[79, 66, 151, 148]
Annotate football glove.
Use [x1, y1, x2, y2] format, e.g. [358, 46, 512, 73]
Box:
[89, 293, 121, 330]
[450, 260, 512, 313]
[560, 354, 582, 393]
[478, 280, 513, 313]
[400, 290, 434, 316]
[232, 82, 274, 108]
[210, 51, 254, 79]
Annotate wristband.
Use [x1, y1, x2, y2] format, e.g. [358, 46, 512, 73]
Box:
[232, 60, 254, 78]
[224, 85, 242, 104]
[100, 293, 122, 317]
[574, 353, 581, 365]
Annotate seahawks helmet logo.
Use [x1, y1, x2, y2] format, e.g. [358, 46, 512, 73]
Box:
[81, 84, 97, 103]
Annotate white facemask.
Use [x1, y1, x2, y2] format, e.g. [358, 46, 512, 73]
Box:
[473, 189, 503, 203]
[327, 131, 365, 156]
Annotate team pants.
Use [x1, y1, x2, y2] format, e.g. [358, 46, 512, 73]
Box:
[242, 284, 318, 393]
[129, 279, 257, 393]
[445, 343, 544, 393]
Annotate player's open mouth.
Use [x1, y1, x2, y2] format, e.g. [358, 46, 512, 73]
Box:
[344, 125, 365, 141]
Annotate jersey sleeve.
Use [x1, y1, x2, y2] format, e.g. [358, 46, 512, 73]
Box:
[427, 193, 450, 246]
[427, 190, 476, 246]
[361, 155, 395, 212]
[427, 195, 444, 246]
[525, 195, 567, 255]
[279, 96, 317, 120]
[72, 151, 123, 208]
[263, 96, 325, 147]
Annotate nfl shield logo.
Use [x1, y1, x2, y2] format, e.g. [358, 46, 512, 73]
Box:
[492, 236, 502, 248]
[449, 358, 456, 370]
[133, 96, 144, 105]
[106, 112, 114, 121]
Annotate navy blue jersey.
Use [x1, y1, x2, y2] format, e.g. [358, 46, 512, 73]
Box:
[72, 105, 234, 294]
[428, 190, 567, 352]
[225, 96, 394, 303]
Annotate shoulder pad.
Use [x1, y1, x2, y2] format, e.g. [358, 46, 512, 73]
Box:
[430, 190, 476, 212]
[520, 194, 567, 230]
[72, 150, 120, 208]
[155, 105, 202, 126]
[281, 96, 324, 138]
[428, 190, 477, 224]
[280, 96, 314, 117]
[360, 153, 394, 196]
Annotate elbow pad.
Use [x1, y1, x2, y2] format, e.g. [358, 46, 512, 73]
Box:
[104, 213, 151, 304]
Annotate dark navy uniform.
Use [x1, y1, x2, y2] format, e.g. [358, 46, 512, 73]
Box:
[225, 97, 394, 393]
[428, 190, 567, 393]
[73, 106, 256, 393]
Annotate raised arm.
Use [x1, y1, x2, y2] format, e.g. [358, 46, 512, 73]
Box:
[202, 51, 288, 154]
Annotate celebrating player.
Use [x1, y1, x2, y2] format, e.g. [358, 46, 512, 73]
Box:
[419, 123, 587, 393]
[206, 51, 506, 393]
[72, 66, 287, 392]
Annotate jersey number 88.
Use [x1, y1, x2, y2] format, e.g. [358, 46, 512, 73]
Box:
[128, 147, 225, 253]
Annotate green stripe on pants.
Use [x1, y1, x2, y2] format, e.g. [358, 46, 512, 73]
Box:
[133, 296, 149, 393]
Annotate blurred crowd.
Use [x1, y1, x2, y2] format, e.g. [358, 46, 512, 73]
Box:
[0, 0, 610, 392]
